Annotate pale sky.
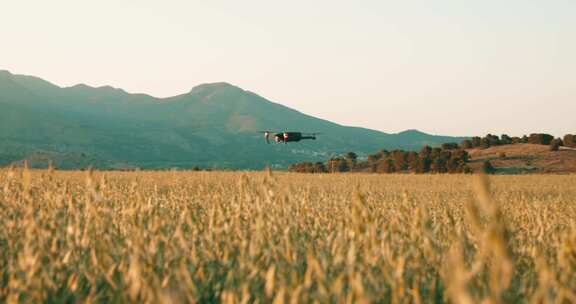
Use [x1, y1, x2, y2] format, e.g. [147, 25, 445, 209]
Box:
[1, 0, 575, 136]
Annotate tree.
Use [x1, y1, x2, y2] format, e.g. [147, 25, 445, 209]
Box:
[378, 149, 390, 159]
[471, 137, 482, 147]
[367, 153, 381, 163]
[314, 162, 327, 173]
[431, 158, 447, 173]
[446, 158, 461, 173]
[378, 158, 395, 173]
[288, 163, 300, 172]
[459, 163, 473, 173]
[407, 152, 419, 172]
[420, 145, 432, 157]
[486, 134, 501, 146]
[345, 152, 358, 170]
[327, 158, 349, 173]
[528, 133, 553, 145]
[288, 162, 319, 173]
[440, 150, 452, 161]
[346, 152, 358, 160]
[461, 140, 473, 149]
[564, 134, 576, 148]
[511, 137, 522, 144]
[392, 150, 407, 172]
[480, 137, 491, 149]
[338, 159, 349, 172]
[430, 147, 442, 160]
[447, 150, 469, 173]
[550, 139, 561, 151]
[481, 160, 496, 174]
[417, 156, 431, 173]
[452, 149, 469, 163]
[501, 134, 512, 145]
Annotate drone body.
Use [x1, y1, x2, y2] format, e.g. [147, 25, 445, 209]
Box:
[261, 131, 319, 144]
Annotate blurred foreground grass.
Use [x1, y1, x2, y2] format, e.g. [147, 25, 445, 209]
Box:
[1, 168, 575, 303]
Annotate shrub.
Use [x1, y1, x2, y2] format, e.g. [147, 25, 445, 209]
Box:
[550, 139, 561, 151]
[481, 160, 496, 174]
[564, 134, 576, 148]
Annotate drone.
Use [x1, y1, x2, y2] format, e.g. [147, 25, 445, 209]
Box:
[259, 131, 320, 144]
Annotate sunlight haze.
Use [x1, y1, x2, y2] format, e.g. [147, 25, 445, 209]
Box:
[1, 0, 574, 136]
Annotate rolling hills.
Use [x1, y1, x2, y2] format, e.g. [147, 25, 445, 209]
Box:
[0, 70, 465, 169]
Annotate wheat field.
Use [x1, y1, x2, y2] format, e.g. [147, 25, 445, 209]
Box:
[1, 167, 575, 303]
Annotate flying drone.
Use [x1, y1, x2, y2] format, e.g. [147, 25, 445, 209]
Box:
[259, 131, 320, 144]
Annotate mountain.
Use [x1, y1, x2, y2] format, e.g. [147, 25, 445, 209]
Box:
[0, 70, 466, 169]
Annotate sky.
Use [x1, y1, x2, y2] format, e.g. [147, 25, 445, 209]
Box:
[1, 0, 575, 136]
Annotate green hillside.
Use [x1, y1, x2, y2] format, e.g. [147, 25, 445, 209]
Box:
[0, 70, 466, 169]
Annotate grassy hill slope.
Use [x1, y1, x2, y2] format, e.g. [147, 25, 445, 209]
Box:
[0, 70, 466, 169]
[467, 144, 576, 174]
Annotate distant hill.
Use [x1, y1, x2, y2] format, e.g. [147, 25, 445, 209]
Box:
[467, 144, 576, 174]
[0, 70, 466, 169]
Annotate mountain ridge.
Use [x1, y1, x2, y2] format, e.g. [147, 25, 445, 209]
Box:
[0, 70, 467, 169]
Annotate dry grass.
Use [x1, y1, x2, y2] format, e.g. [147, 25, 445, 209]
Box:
[1, 167, 576, 303]
[468, 143, 576, 174]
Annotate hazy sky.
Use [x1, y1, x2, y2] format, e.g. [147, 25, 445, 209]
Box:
[2, 0, 575, 136]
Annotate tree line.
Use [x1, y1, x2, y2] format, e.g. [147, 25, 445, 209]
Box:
[289, 132, 575, 174]
[289, 145, 475, 174]
[461, 133, 575, 151]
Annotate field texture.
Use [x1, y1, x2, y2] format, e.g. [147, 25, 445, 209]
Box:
[1, 168, 575, 303]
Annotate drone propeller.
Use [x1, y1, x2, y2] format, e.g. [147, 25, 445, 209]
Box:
[260, 131, 272, 144]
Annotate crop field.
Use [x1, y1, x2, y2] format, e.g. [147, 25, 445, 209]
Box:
[1, 167, 575, 303]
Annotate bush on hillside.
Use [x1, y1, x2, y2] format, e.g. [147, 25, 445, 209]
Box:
[550, 139, 562, 151]
[528, 133, 553, 145]
[482, 160, 496, 174]
[564, 134, 576, 148]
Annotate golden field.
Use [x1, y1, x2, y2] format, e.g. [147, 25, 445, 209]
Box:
[1, 168, 575, 303]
